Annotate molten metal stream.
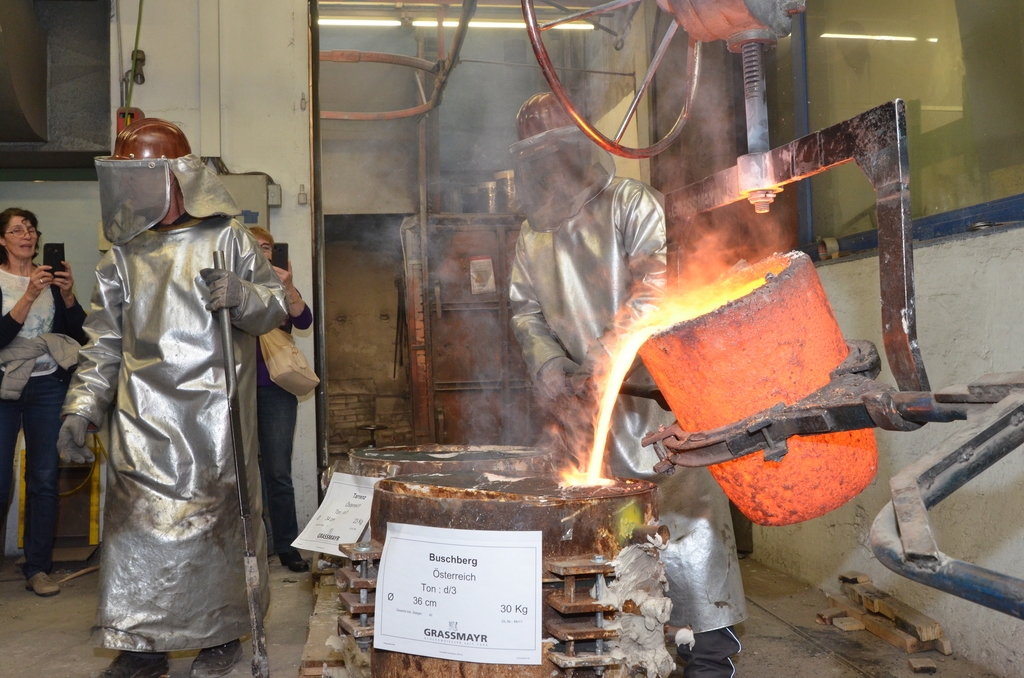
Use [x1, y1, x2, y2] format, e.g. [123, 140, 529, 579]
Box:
[563, 263, 779, 486]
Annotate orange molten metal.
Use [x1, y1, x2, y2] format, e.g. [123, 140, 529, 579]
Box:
[639, 251, 877, 526]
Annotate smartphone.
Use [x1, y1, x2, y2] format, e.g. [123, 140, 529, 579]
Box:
[272, 242, 289, 270]
[43, 243, 66, 275]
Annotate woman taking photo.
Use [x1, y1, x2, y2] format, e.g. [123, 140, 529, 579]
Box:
[250, 226, 312, 573]
[0, 208, 87, 596]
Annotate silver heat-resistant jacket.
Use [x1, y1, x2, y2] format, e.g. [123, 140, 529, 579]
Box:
[62, 217, 288, 651]
[509, 177, 747, 632]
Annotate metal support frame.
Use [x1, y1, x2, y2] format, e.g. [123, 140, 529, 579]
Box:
[655, 97, 1024, 619]
[871, 379, 1024, 619]
[665, 99, 929, 392]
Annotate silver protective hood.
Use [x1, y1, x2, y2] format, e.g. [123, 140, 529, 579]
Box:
[95, 154, 239, 245]
[509, 125, 615, 232]
[509, 178, 747, 632]
[62, 218, 288, 651]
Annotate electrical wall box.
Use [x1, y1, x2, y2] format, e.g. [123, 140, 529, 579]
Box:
[267, 183, 283, 207]
[220, 174, 269, 231]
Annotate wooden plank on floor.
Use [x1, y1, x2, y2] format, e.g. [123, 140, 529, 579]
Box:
[832, 616, 866, 631]
[314, 584, 341, 616]
[816, 608, 848, 625]
[841, 582, 944, 642]
[827, 594, 927, 654]
[301, 612, 346, 669]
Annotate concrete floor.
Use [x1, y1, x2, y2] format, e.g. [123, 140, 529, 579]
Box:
[0, 553, 1004, 678]
[0, 551, 313, 678]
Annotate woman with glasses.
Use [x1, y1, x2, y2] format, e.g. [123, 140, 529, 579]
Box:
[249, 226, 312, 573]
[0, 207, 87, 596]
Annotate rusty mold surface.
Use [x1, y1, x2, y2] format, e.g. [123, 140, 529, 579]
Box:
[370, 473, 656, 678]
[640, 251, 878, 526]
[345, 445, 554, 478]
[371, 472, 658, 564]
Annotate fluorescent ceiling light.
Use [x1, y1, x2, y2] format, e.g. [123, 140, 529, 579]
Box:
[414, 19, 594, 29]
[319, 18, 402, 26]
[820, 32, 917, 41]
[927, 38, 939, 42]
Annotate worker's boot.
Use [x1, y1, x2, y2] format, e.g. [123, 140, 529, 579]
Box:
[279, 549, 310, 573]
[676, 626, 742, 678]
[25, 572, 60, 597]
[189, 639, 242, 678]
[94, 651, 168, 678]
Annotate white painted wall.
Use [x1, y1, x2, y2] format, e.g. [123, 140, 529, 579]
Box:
[0, 182, 104, 293]
[0, 182, 108, 556]
[107, 1, 318, 526]
[751, 227, 1024, 675]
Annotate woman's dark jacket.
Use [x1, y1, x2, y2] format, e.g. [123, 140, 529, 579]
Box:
[0, 284, 88, 385]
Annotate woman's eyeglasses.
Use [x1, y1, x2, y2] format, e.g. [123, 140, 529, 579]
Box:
[3, 227, 38, 238]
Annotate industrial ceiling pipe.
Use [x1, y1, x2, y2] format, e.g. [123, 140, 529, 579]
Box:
[319, 0, 477, 121]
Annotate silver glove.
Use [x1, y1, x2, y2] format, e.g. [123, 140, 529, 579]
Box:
[57, 414, 95, 464]
[199, 268, 244, 312]
[535, 356, 580, 406]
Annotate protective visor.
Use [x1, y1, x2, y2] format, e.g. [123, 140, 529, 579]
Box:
[509, 125, 615, 232]
[95, 157, 172, 246]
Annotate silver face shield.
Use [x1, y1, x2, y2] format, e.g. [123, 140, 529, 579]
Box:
[96, 157, 172, 246]
[509, 125, 615, 232]
[95, 154, 240, 246]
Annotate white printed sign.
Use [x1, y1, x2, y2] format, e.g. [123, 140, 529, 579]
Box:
[469, 257, 496, 295]
[374, 523, 543, 665]
[291, 472, 379, 552]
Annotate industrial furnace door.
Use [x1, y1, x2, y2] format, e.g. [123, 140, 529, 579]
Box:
[424, 216, 539, 445]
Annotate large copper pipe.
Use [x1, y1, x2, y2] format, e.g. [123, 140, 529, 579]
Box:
[639, 251, 878, 525]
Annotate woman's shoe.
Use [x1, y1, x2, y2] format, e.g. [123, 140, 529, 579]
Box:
[279, 550, 310, 572]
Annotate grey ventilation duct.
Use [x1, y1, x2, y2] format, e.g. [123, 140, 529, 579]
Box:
[0, 0, 48, 142]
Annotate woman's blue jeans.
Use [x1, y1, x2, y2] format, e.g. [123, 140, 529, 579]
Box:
[257, 383, 300, 554]
[0, 373, 68, 579]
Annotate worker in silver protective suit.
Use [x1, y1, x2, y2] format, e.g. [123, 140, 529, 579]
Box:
[55, 118, 289, 678]
[509, 94, 747, 678]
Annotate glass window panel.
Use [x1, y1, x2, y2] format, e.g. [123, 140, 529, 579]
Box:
[803, 0, 1024, 239]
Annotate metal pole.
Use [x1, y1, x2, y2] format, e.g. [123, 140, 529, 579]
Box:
[308, 0, 330, 494]
[213, 250, 270, 678]
[790, 12, 814, 248]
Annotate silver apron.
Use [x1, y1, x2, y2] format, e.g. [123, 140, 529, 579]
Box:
[509, 178, 747, 632]
[62, 217, 289, 651]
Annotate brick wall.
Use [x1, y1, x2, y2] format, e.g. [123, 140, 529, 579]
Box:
[328, 379, 415, 451]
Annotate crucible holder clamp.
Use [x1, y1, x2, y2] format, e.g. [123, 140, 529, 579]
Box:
[644, 340, 920, 469]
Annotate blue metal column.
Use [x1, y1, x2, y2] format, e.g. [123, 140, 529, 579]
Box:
[791, 12, 814, 247]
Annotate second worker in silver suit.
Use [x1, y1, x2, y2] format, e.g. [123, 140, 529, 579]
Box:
[508, 93, 747, 678]
[56, 118, 289, 678]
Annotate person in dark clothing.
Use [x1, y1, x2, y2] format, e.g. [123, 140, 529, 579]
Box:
[0, 207, 87, 597]
[250, 226, 312, 573]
